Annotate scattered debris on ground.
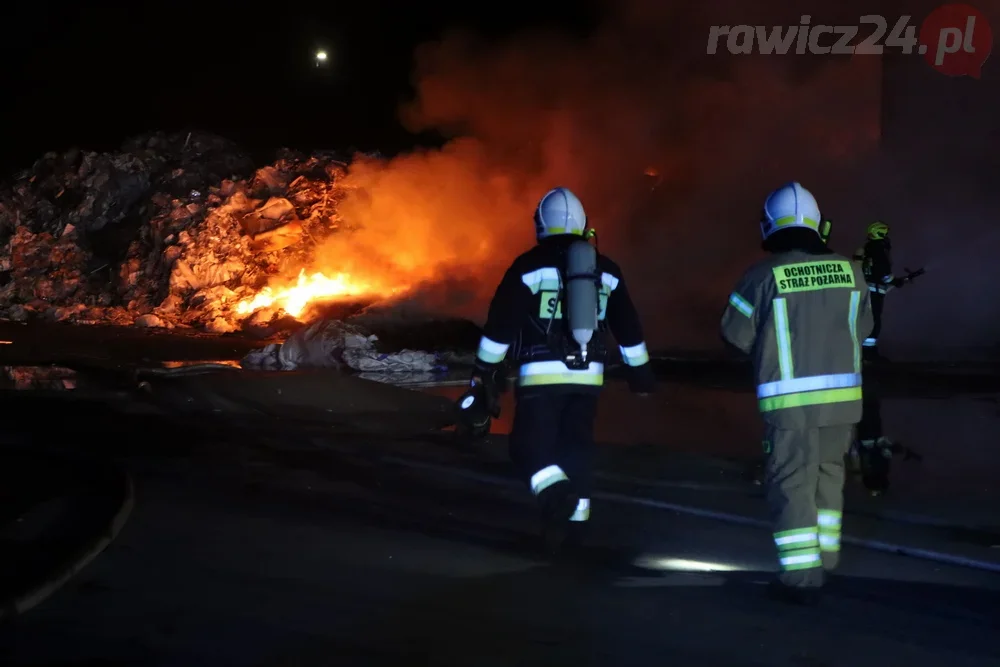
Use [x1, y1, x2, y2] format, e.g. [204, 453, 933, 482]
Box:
[1, 366, 78, 391]
[241, 318, 446, 374]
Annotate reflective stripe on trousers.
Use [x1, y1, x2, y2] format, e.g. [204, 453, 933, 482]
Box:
[519, 361, 604, 387]
[862, 337, 877, 347]
[530, 465, 569, 495]
[818, 509, 842, 552]
[773, 526, 822, 571]
[530, 469, 589, 521]
[569, 498, 590, 522]
[757, 373, 862, 412]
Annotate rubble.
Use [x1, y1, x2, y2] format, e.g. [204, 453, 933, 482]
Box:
[241, 318, 444, 375]
[1, 366, 77, 390]
[0, 131, 363, 331]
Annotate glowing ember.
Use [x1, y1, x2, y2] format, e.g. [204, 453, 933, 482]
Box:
[236, 269, 393, 319]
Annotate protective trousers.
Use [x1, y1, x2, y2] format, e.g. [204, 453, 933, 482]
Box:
[863, 292, 885, 349]
[763, 424, 853, 588]
[857, 388, 883, 444]
[509, 390, 597, 523]
[857, 382, 891, 492]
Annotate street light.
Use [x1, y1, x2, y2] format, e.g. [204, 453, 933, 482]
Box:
[315, 50, 328, 67]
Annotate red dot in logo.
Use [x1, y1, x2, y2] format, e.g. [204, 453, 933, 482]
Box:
[919, 3, 993, 77]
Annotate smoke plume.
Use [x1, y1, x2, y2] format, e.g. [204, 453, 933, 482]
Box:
[323, 0, 1000, 355]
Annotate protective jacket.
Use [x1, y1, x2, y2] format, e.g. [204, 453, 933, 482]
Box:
[721, 249, 874, 429]
[475, 235, 653, 394]
[860, 239, 897, 295]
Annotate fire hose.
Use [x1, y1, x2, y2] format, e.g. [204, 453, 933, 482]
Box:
[0, 467, 135, 621]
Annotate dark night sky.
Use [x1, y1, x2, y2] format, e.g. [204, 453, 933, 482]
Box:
[0, 0, 600, 172]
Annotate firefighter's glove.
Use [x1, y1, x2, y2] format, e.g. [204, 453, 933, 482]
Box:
[902, 267, 925, 285]
[890, 277, 906, 289]
[473, 360, 508, 400]
[470, 363, 505, 417]
[455, 381, 494, 438]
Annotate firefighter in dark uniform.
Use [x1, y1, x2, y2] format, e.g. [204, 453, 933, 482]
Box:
[858, 222, 907, 361]
[463, 186, 654, 552]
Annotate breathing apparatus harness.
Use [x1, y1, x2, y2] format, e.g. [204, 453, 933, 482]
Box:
[516, 228, 607, 371]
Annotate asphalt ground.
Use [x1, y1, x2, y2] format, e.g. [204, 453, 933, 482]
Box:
[1, 413, 998, 666]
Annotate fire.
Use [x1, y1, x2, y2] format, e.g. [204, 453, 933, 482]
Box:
[235, 269, 400, 319]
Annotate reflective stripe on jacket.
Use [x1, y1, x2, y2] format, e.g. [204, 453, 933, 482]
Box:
[721, 250, 875, 429]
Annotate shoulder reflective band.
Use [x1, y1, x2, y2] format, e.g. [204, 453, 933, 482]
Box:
[728, 292, 753, 318]
[521, 267, 561, 295]
[518, 360, 604, 386]
[848, 290, 861, 372]
[772, 260, 855, 294]
[522, 268, 621, 296]
[619, 342, 649, 366]
[476, 336, 509, 364]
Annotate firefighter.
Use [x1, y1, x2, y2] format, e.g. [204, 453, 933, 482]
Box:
[858, 221, 906, 360]
[721, 182, 873, 604]
[820, 219, 887, 491]
[462, 186, 654, 553]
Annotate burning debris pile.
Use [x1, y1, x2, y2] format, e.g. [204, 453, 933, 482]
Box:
[0, 131, 398, 333]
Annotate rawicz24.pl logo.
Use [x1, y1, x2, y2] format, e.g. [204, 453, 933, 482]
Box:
[706, 3, 993, 78]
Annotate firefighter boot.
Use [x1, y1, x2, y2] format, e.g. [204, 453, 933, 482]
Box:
[860, 438, 892, 496]
[538, 480, 579, 556]
[565, 499, 592, 550]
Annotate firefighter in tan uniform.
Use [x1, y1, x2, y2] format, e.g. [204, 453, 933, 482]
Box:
[721, 182, 874, 605]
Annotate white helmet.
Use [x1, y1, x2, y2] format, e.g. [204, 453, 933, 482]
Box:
[760, 182, 821, 240]
[534, 187, 587, 239]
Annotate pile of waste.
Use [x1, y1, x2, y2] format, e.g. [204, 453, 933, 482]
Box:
[0, 131, 367, 332]
[241, 318, 449, 385]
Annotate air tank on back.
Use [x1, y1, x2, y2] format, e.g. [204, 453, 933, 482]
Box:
[565, 238, 599, 361]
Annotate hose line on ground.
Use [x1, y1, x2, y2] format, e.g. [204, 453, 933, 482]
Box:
[0, 469, 135, 621]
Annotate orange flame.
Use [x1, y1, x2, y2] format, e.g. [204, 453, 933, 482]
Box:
[235, 269, 403, 319]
